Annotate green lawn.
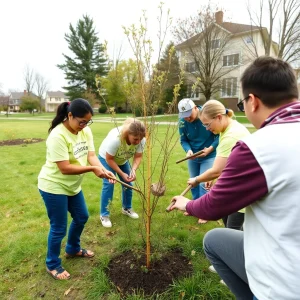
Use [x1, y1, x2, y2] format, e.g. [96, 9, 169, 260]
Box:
[0, 119, 235, 299]
[1, 111, 251, 125]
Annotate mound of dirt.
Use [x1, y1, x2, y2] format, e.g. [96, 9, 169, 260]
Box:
[106, 248, 193, 296]
[0, 138, 44, 146]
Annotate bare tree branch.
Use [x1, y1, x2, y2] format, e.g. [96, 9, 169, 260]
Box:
[247, 0, 300, 63]
[23, 65, 35, 94]
[35, 73, 48, 99]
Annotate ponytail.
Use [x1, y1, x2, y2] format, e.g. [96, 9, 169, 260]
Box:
[48, 102, 70, 133]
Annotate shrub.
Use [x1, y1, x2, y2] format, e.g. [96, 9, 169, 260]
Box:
[98, 105, 107, 113]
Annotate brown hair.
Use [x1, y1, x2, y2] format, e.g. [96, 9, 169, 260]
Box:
[199, 100, 234, 119]
[121, 118, 146, 140]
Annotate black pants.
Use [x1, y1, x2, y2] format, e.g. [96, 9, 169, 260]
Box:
[222, 212, 244, 231]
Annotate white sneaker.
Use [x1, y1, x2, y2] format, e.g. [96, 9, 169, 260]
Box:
[122, 208, 139, 219]
[208, 265, 217, 273]
[220, 279, 227, 286]
[100, 216, 112, 228]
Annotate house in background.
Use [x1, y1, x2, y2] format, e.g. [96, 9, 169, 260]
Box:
[176, 11, 278, 110]
[45, 91, 69, 112]
[9, 91, 40, 112]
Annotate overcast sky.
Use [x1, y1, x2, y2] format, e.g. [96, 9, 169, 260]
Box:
[0, 0, 261, 94]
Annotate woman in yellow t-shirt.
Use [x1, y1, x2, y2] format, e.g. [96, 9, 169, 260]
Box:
[38, 99, 115, 280]
[187, 100, 250, 229]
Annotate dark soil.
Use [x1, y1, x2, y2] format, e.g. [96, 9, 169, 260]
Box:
[0, 138, 44, 146]
[106, 248, 193, 297]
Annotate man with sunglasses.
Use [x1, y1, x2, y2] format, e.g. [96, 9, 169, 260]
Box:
[171, 57, 300, 299]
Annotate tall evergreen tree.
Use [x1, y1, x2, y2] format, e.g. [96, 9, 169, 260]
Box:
[156, 42, 187, 108]
[57, 15, 108, 100]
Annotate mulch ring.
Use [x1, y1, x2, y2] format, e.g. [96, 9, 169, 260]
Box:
[0, 138, 44, 146]
[106, 248, 193, 297]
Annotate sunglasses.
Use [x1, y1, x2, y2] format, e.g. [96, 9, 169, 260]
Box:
[237, 94, 260, 112]
[236, 96, 250, 112]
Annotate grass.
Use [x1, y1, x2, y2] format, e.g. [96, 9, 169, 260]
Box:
[0, 111, 252, 126]
[0, 118, 236, 299]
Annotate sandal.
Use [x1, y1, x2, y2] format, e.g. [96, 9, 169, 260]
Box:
[65, 248, 95, 259]
[46, 266, 70, 280]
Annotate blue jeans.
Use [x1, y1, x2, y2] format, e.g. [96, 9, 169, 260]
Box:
[203, 228, 256, 300]
[39, 189, 89, 270]
[99, 155, 133, 217]
[187, 157, 215, 199]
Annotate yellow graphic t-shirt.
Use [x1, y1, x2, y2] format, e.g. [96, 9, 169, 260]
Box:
[38, 123, 95, 195]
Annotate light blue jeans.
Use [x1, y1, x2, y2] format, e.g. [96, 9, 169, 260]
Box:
[39, 190, 89, 270]
[187, 157, 215, 199]
[203, 228, 257, 300]
[99, 155, 133, 217]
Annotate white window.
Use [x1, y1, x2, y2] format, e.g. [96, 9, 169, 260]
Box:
[211, 39, 220, 49]
[223, 54, 239, 67]
[222, 78, 238, 97]
[186, 84, 200, 99]
[244, 36, 253, 44]
[186, 62, 196, 73]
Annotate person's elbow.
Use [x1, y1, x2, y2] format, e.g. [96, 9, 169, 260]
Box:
[58, 166, 71, 175]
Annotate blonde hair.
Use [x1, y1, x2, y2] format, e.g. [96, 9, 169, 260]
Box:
[199, 100, 234, 119]
[121, 118, 146, 140]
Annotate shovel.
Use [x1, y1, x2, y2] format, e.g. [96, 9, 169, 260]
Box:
[176, 150, 204, 164]
[165, 184, 192, 212]
[107, 175, 142, 194]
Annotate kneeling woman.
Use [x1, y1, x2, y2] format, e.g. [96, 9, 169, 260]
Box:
[98, 118, 146, 228]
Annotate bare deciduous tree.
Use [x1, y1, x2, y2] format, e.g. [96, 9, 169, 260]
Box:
[35, 73, 49, 112]
[247, 0, 300, 64]
[173, 4, 237, 100]
[23, 65, 35, 94]
[97, 4, 183, 269]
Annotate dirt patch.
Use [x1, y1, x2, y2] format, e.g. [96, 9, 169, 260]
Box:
[106, 248, 193, 297]
[0, 138, 44, 146]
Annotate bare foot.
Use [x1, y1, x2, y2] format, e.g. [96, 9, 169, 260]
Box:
[198, 218, 208, 224]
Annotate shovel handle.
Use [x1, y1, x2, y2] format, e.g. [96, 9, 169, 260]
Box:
[165, 184, 192, 212]
[107, 175, 142, 193]
[176, 150, 204, 164]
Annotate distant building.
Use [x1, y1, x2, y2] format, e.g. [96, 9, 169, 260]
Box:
[176, 11, 278, 110]
[9, 91, 38, 112]
[45, 91, 69, 112]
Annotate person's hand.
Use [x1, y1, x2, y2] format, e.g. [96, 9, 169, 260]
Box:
[187, 177, 199, 187]
[93, 167, 116, 183]
[128, 169, 136, 181]
[120, 172, 134, 183]
[103, 169, 116, 183]
[186, 150, 194, 159]
[197, 147, 212, 158]
[170, 195, 191, 212]
[205, 180, 213, 191]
